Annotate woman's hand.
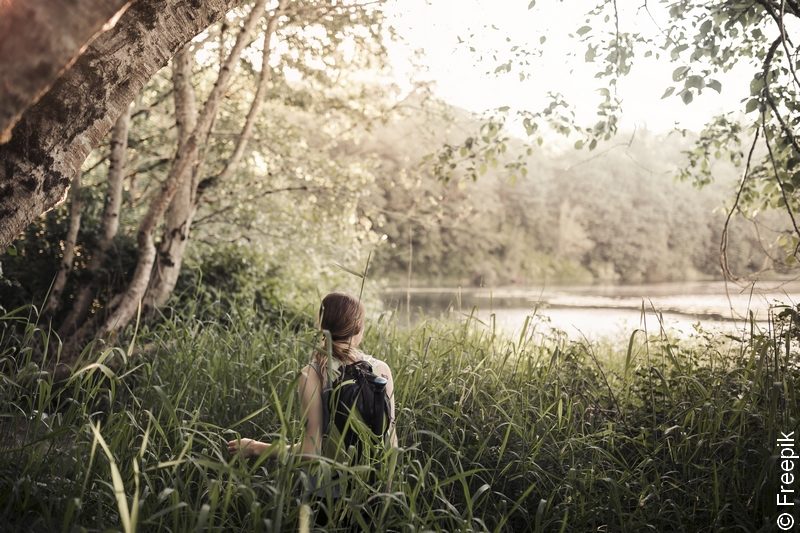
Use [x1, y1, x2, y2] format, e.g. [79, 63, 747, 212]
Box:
[227, 437, 262, 458]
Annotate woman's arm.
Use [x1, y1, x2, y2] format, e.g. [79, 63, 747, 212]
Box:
[227, 364, 324, 459]
[297, 363, 324, 457]
[226, 438, 301, 457]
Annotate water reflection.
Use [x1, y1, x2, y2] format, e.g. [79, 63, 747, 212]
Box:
[381, 281, 800, 340]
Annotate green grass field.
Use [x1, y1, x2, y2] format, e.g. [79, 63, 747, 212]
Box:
[0, 301, 797, 532]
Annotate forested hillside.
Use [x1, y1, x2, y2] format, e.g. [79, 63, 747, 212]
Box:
[356, 96, 785, 286]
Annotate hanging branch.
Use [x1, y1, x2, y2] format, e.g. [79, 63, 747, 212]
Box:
[777, 0, 800, 92]
[763, 121, 800, 256]
[721, 33, 800, 281]
[200, 0, 288, 191]
[763, 38, 800, 156]
[762, 37, 800, 252]
[720, 128, 760, 282]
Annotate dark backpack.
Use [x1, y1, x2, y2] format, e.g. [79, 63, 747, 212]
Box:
[312, 359, 392, 456]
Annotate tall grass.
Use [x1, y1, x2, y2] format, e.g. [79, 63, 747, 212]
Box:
[0, 299, 797, 531]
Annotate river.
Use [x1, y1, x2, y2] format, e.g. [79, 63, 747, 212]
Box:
[380, 281, 800, 340]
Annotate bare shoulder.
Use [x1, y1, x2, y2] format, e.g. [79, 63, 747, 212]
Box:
[298, 363, 322, 387]
[363, 354, 392, 379]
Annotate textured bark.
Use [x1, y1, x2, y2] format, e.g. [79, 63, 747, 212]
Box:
[42, 174, 82, 317]
[144, 46, 199, 309]
[0, 0, 242, 249]
[60, 109, 131, 337]
[0, 0, 131, 143]
[98, 0, 269, 337]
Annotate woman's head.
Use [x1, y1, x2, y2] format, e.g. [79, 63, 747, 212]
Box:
[317, 292, 365, 363]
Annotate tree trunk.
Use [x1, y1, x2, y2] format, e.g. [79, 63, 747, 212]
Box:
[145, 0, 287, 308]
[97, 0, 269, 338]
[144, 45, 199, 309]
[42, 174, 82, 317]
[0, 0, 243, 249]
[0, 0, 132, 143]
[59, 108, 131, 337]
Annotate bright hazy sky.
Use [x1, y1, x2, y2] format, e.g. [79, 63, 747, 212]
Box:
[384, 0, 753, 135]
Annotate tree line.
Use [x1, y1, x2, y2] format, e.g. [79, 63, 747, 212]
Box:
[358, 97, 788, 286]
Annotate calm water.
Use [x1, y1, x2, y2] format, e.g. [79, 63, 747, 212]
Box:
[381, 281, 800, 340]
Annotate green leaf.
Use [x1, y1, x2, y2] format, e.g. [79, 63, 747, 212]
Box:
[528, 0, 536, 8]
[523, 118, 536, 136]
[574, 140, 585, 149]
[585, 45, 596, 62]
[745, 98, 759, 114]
[681, 90, 693, 105]
[90, 423, 133, 533]
[750, 76, 764, 95]
[494, 61, 511, 74]
[672, 66, 689, 82]
[661, 87, 676, 99]
[685, 75, 705, 90]
[576, 25, 591, 36]
[707, 79, 722, 93]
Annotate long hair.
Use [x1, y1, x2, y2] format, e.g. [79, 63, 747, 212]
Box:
[315, 292, 365, 367]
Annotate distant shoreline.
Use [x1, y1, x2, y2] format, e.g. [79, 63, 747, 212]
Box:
[379, 281, 800, 327]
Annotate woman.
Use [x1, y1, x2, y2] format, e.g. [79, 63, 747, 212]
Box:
[226, 290, 398, 462]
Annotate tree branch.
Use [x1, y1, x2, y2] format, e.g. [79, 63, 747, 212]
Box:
[212, 0, 289, 186]
[720, 127, 760, 282]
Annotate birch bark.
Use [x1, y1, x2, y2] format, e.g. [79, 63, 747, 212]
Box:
[144, 46, 199, 308]
[59, 109, 131, 337]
